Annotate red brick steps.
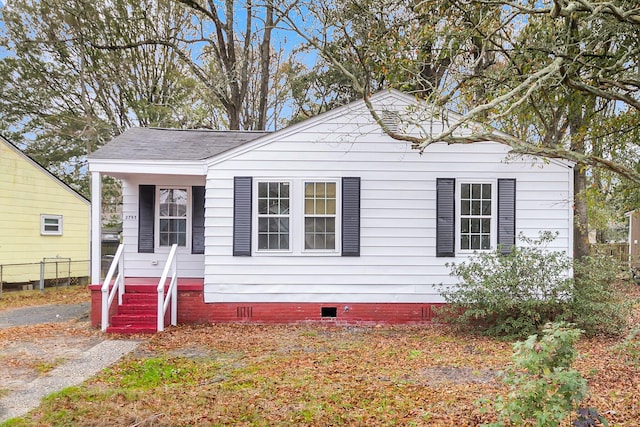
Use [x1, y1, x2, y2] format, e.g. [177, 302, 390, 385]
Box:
[106, 285, 158, 334]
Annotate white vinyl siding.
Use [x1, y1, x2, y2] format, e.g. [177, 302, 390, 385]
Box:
[203, 92, 573, 303]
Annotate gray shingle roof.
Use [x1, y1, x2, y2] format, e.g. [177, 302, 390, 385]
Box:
[89, 128, 271, 161]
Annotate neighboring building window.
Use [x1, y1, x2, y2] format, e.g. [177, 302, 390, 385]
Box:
[257, 181, 290, 250]
[304, 181, 336, 250]
[460, 183, 492, 250]
[158, 188, 187, 246]
[41, 215, 63, 235]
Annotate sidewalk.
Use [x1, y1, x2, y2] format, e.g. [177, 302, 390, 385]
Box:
[0, 303, 142, 423]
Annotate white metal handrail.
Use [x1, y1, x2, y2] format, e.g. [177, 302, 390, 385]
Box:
[101, 244, 125, 332]
[157, 244, 178, 332]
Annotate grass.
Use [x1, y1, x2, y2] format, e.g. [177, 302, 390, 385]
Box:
[0, 285, 89, 311]
[1, 285, 639, 426]
[4, 319, 639, 426]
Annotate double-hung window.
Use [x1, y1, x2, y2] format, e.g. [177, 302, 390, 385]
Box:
[253, 179, 342, 254]
[304, 182, 337, 250]
[257, 182, 290, 250]
[460, 182, 493, 251]
[158, 188, 188, 247]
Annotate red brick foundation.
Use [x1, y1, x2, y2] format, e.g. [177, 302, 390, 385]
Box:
[89, 280, 444, 328]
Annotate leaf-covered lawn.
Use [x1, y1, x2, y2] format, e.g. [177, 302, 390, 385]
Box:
[9, 319, 640, 427]
[0, 285, 89, 311]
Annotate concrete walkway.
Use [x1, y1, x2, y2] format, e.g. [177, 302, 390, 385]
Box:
[0, 339, 140, 422]
[0, 303, 142, 422]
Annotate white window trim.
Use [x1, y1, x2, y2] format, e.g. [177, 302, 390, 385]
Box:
[41, 214, 63, 236]
[252, 178, 341, 256]
[301, 180, 341, 254]
[155, 186, 191, 251]
[456, 180, 497, 254]
[254, 179, 292, 254]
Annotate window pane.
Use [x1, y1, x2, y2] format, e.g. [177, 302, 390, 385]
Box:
[305, 182, 315, 197]
[258, 182, 268, 198]
[326, 183, 336, 198]
[461, 235, 470, 250]
[481, 235, 491, 249]
[268, 182, 279, 198]
[326, 234, 335, 250]
[280, 183, 289, 198]
[326, 218, 335, 233]
[268, 200, 280, 214]
[258, 199, 268, 214]
[471, 201, 481, 215]
[461, 200, 470, 216]
[258, 234, 268, 249]
[481, 219, 491, 233]
[471, 184, 481, 199]
[305, 199, 314, 215]
[326, 199, 336, 215]
[280, 234, 289, 250]
[316, 200, 326, 214]
[280, 198, 289, 214]
[305, 218, 314, 232]
[482, 184, 491, 199]
[461, 218, 470, 233]
[470, 219, 480, 233]
[258, 218, 268, 232]
[461, 184, 470, 199]
[471, 235, 480, 249]
[481, 201, 491, 215]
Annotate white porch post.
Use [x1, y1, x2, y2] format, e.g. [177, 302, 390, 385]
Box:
[90, 171, 102, 284]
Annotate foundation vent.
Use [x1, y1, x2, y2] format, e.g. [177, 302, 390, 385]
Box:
[236, 306, 253, 318]
[321, 307, 337, 318]
[421, 306, 433, 321]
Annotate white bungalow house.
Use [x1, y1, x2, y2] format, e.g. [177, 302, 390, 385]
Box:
[88, 90, 574, 333]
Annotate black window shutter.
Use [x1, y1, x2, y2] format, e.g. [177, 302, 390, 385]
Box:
[436, 178, 455, 257]
[342, 177, 361, 257]
[138, 185, 155, 253]
[498, 179, 516, 254]
[233, 177, 252, 256]
[192, 186, 205, 254]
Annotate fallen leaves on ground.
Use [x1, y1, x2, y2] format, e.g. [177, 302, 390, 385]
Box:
[12, 320, 639, 427]
[0, 285, 89, 311]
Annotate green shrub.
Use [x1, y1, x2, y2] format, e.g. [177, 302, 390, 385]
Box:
[484, 322, 591, 427]
[439, 232, 572, 338]
[561, 255, 631, 336]
[439, 232, 630, 338]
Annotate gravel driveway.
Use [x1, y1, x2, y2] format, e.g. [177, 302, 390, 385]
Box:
[0, 302, 91, 329]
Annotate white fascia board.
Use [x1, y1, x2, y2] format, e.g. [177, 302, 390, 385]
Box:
[89, 159, 207, 176]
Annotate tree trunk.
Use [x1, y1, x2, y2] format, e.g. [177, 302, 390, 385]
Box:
[257, 2, 273, 130]
[573, 164, 590, 259]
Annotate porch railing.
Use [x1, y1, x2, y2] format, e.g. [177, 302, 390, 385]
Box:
[101, 244, 125, 332]
[157, 244, 178, 332]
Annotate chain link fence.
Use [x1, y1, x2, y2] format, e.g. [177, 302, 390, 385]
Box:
[0, 259, 90, 296]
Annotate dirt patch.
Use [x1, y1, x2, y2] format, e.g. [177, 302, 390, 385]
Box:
[419, 366, 501, 385]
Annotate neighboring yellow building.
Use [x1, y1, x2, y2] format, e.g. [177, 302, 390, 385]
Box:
[0, 135, 90, 285]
